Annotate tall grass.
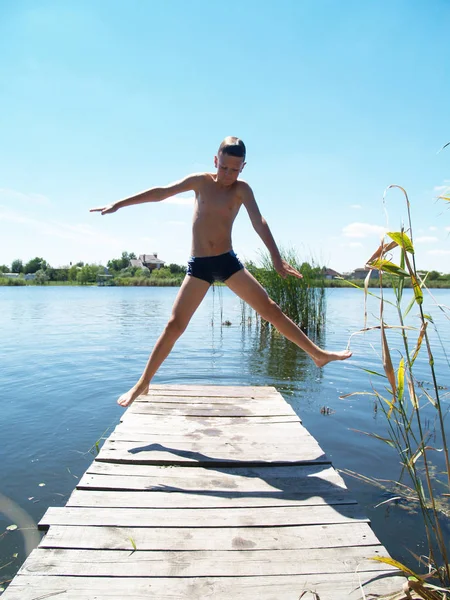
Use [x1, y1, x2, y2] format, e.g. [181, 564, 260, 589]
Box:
[342, 182, 450, 598]
[246, 248, 326, 334]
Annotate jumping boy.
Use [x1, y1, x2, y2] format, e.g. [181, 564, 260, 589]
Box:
[91, 136, 352, 407]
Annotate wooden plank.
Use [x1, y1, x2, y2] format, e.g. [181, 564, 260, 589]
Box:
[111, 422, 310, 444]
[115, 417, 303, 435]
[136, 394, 282, 404]
[125, 401, 297, 417]
[39, 504, 369, 529]
[147, 384, 279, 397]
[80, 463, 342, 496]
[95, 438, 328, 465]
[119, 413, 301, 426]
[20, 547, 396, 577]
[67, 488, 357, 508]
[84, 463, 338, 490]
[39, 522, 383, 551]
[1, 572, 408, 600]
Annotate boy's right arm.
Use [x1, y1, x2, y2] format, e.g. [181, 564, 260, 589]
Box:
[90, 174, 201, 215]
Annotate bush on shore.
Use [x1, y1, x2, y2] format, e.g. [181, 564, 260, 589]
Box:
[0, 277, 26, 286]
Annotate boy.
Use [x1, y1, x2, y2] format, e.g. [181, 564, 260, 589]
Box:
[91, 137, 351, 407]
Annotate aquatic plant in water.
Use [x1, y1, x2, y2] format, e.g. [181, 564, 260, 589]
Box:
[244, 248, 327, 335]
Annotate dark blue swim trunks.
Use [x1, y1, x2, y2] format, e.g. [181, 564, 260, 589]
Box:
[187, 250, 244, 285]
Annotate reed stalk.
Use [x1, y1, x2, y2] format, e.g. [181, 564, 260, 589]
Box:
[343, 179, 450, 597]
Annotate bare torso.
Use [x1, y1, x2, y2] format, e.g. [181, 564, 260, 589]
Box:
[191, 173, 245, 257]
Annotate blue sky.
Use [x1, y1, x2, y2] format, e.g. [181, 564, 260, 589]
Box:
[1, 0, 449, 272]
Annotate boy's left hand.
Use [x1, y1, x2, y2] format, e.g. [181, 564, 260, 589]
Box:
[273, 259, 303, 279]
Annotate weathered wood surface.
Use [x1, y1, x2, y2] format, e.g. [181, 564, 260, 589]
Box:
[39, 503, 369, 528]
[2, 384, 405, 600]
[3, 572, 408, 600]
[19, 546, 393, 577]
[39, 522, 381, 550]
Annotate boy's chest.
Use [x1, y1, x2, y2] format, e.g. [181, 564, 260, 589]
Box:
[197, 189, 240, 218]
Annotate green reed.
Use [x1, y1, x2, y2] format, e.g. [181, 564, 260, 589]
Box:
[245, 248, 326, 334]
[343, 183, 450, 598]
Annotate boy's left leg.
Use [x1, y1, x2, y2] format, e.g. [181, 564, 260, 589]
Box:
[225, 268, 352, 366]
[117, 274, 211, 407]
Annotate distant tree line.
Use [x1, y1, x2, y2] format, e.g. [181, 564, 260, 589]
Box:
[1, 254, 449, 287]
[0, 251, 187, 286]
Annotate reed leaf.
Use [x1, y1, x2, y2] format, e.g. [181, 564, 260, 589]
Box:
[408, 446, 426, 468]
[387, 231, 415, 254]
[410, 323, 427, 366]
[397, 357, 405, 403]
[339, 391, 377, 399]
[411, 278, 424, 306]
[369, 258, 410, 277]
[403, 254, 423, 305]
[366, 240, 398, 265]
[361, 367, 387, 378]
[381, 317, 397, 396]
[407, 376, 419, 410]
[403, 293, 417, 320]
[350, 428, 396, 447]
[421, 388, 437, 409]
[370, 555, 419, 578]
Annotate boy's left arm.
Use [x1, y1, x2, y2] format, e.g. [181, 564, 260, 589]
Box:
[242, 184, 302, 279]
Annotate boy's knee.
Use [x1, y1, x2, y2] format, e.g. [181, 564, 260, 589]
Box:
[260, 298, 282, 322]
[165, 316, 187, 338]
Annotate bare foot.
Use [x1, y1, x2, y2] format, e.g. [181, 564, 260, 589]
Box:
[313, 349, 352, 368]
[117, 380, 150, 407]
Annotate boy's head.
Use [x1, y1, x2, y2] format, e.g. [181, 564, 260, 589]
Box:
[214, 136, 246, 185]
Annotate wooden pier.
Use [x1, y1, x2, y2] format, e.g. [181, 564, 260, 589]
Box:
[3, 385, 406, 599]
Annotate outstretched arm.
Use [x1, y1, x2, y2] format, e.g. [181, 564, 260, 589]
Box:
[90, 174, 201, 215]
[242, 184, 302, 279]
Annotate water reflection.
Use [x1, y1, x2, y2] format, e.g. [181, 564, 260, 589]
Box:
[243, 319, 325, 393]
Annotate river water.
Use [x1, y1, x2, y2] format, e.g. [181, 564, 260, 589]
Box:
[1, 285, 449, 588]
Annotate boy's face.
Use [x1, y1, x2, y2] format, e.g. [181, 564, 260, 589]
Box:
[214, 152, 246, 186]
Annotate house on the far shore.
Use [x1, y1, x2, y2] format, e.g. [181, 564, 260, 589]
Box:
[130, 253, 166, 272]
[351, 267, 380, 279]
[323, 268, 342, 280]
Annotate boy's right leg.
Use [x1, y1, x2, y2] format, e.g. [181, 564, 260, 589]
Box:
[225, 268, 352, 366]
[117, 275, 211, 407]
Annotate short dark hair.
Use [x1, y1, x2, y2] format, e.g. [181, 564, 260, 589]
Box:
[218, 136, 246, 160]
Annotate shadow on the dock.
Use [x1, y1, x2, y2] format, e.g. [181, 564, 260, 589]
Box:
[126, 443, 356, 508]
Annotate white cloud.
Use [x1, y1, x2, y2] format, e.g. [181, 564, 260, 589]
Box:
[165, 196, 194, 206]
[349, 204, 362, 209]
[341, 242, 363, 248]
[342, 222, 386, 238]
[429, 226, 438, 231]
[0, 188, 52, 206]
[427, 249, 450, 256]
[415, 236, 438, 243]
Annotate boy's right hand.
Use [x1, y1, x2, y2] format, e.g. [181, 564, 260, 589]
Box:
[89, 203, 118, 215]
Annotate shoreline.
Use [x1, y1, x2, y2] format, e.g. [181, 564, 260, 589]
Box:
[2, 279, 450, 289]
